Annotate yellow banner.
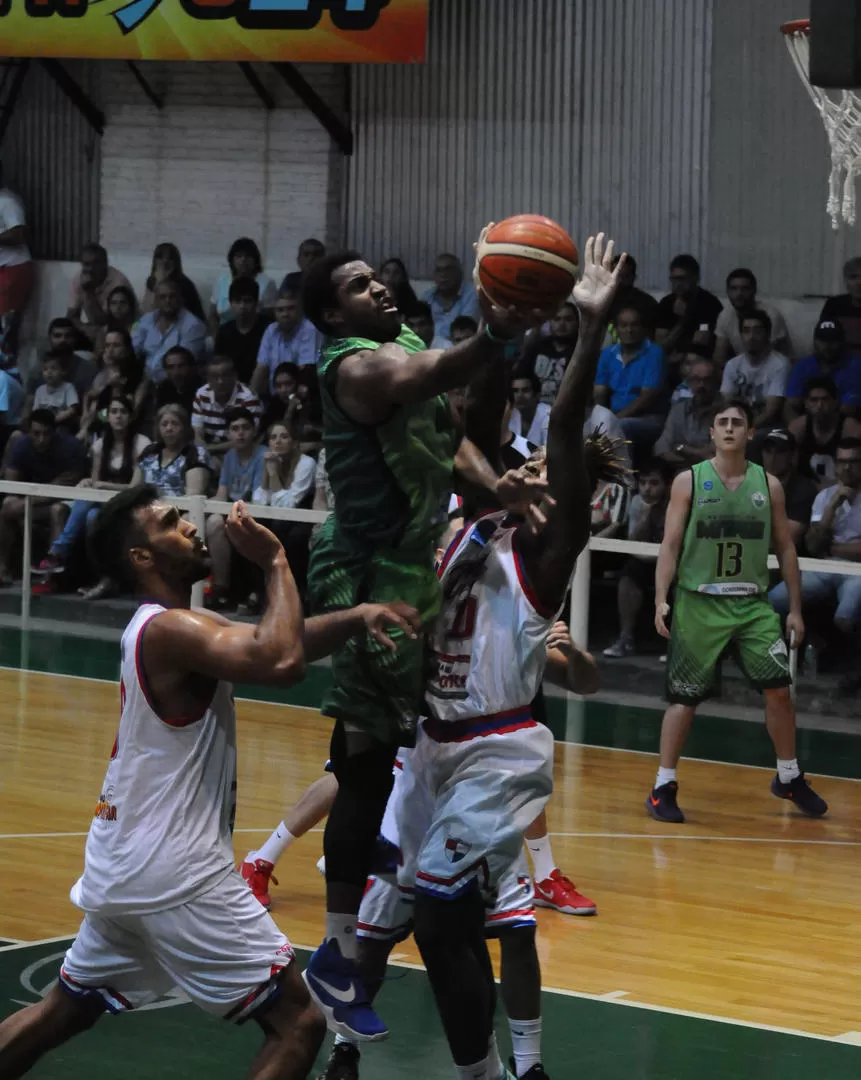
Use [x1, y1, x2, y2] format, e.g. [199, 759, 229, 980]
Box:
[0, 0, 428, 62]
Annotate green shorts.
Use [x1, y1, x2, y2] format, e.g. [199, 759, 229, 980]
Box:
[307, 519, 440, 747]
[666, 590, 791, 706]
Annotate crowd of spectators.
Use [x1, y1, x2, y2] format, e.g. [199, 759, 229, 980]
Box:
[1, 223, 861, 691]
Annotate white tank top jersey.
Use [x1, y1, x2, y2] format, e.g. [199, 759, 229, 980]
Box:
[426, 512, 561, 722]
[71, 603, 237, 916]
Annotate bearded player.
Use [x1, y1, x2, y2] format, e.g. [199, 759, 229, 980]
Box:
[300, 243, 552, 1041]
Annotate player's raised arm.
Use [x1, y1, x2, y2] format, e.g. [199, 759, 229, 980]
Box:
[654, 470, 693, 638]
[518, 234, 628, 612]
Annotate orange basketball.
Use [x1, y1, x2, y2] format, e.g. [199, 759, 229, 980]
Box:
[476, 214, 579, 311]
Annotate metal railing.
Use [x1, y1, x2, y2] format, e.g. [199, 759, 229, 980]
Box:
[1, 479, 859, 646]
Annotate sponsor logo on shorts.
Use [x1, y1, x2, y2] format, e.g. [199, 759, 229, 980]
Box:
[751, 491, 767, 509]
[768, 637, 789, 671]
[444, 837, 472, 864]
[670, 681, 701, 697]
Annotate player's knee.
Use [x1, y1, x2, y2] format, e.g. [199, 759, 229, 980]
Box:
[497, 924, 537, 967]
[40, 984, 103, 1044]
[414, 888, 484, 951]
[294, 998, 326, 1057]
[766, 685, 792, 709]
[834, 616, 855, 634]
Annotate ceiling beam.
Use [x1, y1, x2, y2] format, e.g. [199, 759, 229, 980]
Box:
[272, 62, 352, 155]
[126, 61, 163, 110]
[237, 62, 275, 111]
[38, 59, 105, 136]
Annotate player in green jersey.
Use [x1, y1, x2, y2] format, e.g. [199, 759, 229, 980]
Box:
[299, 245, 553, 1042]
[647, 395, 828, 823]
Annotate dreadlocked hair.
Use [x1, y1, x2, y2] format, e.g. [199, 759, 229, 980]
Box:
[584, 429, 633, 491]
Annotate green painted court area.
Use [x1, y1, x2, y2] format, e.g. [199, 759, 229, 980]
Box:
[0, 939, 858, 1080]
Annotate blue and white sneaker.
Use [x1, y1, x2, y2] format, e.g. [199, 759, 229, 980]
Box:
[303, 938, 388, 1042]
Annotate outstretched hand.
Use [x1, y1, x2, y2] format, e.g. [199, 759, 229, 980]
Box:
[359, 601, 422, 651]
[496, 466, 551, 516]
[572, 233, 628, 322]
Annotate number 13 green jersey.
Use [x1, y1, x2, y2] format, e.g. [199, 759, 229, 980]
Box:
[676, 460, 772, 597]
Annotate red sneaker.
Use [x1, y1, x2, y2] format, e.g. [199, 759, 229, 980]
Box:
[239, 856, 278, 909]
[533, 870, 597, 915]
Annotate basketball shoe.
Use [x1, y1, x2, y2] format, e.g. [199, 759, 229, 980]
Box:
[645, 781, 685, 823]
[239, 856, 277, 909]
[510, 1061, 551, 1079]
[770, 773, 828, 816]
[304, 938, 388, 1042]
[533, 871, 596, 915]
[316, 1041, 360, 1080]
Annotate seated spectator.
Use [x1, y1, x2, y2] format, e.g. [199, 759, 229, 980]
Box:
[79, 336, 145, 443]
[251, 289, 321, 397]
[33, 395, 150, 591]
[214, 277, 273, 385]
[191, 355, 261, 457]
[518, 300, 579, 404]
[0, 163, 35, 362]
[32, 354, 79, 434]
[253, 420, 316, 508]
[205, 408, 267, 609]
[210, 237, 278, 331]
[654, 355, 720, 466]
[509, 371, 550, 446]
[0, 409, 88, 582]
[27, 317, 97, 402]
[607, 254, 658, 339]
[595, 305, 667, 457]
[719, 311, 789, 433]
[152, 345, 202, 417]
[785, 319, 861, 419]
[66, 243, 135, 345]
[379, 257, 418, 315]
[140, 242, 204, 322]
[789, 376, 861, 486]
[132, 404, 211, 498]
[819, 256, 861, 352]
[259, 361, 300, 435]
[132, 279, 207, 383]
[449, 315, 478, 345]
[770, 438, 861, 654]
[760, 428, 818, 548]
[280, 237, 326, 294]
[603, 458, 672, 657]
[423, 252, 480, 340]
[654, 254, 722, 361]
[0, 366, 23, 454]
[713, 268, 791, 368]
[89, 287, 137, 360]
[406, 301, 452, 349]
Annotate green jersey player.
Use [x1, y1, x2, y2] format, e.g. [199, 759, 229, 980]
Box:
[648, 395, 828, 822]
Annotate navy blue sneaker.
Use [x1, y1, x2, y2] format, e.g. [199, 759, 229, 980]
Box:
[771, 772, 828, 817]
[369, 835, 400, 879]
[645, 781, 685, 823]
[317, 1041, 360, 1080]
[304, 939, 388, 1042]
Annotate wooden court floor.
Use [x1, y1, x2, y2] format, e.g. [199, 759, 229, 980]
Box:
[2, 664, 861, 1051]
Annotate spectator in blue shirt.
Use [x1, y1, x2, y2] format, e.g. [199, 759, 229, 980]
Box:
[422, 252, 480, 340]
[594, 305, 667, 459]
[251, 289, 321, 398]
[132, 279, 207, 384]
[205, 406, 267, 609]
[786, 318, 861, 419]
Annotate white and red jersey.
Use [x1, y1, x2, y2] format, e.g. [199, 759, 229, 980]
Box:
[71, 603, 237, 916]
[425, 512, 561, 726]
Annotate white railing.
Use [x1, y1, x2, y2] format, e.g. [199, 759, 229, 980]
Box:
[1, 479, 859, 646]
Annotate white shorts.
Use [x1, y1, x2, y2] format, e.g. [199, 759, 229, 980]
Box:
[60, 870, 294, 1022]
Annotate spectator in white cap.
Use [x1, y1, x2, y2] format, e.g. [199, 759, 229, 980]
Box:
[786, 318, 861, 420]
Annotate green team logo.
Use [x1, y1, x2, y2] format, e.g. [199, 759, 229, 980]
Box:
[768, 638, 789, 672]
[751, 491, 767, 509]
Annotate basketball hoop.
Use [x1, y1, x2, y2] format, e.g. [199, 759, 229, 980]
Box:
[782, 18, 861, 228]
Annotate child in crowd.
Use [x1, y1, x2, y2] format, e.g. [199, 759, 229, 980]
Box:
[32, 354, 79, 433]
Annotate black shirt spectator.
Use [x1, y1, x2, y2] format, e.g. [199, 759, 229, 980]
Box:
[280, 238, 326, 294]
[608, 254, 659, 337]
[153, 345, 202, 418]
[788, 375, 861, 485]
[518, 301, 578, 405]
[655, 254, 723, 359]
[761, 428, 818, 548]
[214, 276, 273, 384]
[7, 412, 87, 484]
[819, 256, 861, 352]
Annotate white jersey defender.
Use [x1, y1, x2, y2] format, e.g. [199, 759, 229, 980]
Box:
[61, 604, 294, 1019]
[395, 512, 559, 908]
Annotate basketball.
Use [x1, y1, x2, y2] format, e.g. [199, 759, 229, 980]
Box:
[476, 214, 579, 311]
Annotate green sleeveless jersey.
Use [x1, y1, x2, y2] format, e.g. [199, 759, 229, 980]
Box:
[316, 325, 455, 553]
[676, 460, 772, 596]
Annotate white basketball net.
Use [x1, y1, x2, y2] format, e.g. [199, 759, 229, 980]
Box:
[783, 23, 861, 228]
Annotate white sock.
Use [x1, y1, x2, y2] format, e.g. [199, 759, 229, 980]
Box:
[325, 912, 358, 960]
[525, 834, 556, 883]
[777, 758, 800, 784]
[334, 1033, 358, 1048]
[655, 766, 677, 789]
[454, 1056, 490, 1080]
[508, 1017, 542, 1076]
[486, 1033, 504, 1079]
[254, 822, 296, 868]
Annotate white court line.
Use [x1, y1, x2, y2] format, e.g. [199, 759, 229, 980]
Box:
[5, 663, 861, 786]
[1, 933, 853, 1045]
